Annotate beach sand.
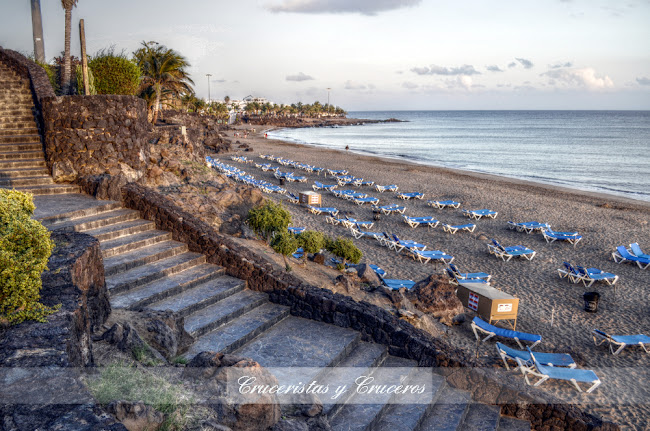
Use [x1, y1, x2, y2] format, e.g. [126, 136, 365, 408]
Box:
[222, 123, 649, 430]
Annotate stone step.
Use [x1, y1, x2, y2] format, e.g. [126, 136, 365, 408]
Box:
[321, 342, 388, 419]
[0, 96, 33, 106]
[101, 229, 172, 259]
[0, 158, 46, 169]
[0, 150, 42, 161]
[0, 114, 35, 124]
[0, 82, 29, 90]
[103, 240, 188, 277]
[460, 403, 502, 431]
[2, 183, 80, 195]
[0, 175, 53, 186]
[0, 121, 37, 130]
[236, 316, 361, 370]
[37, 199, 123, 225]
[497, 416, 531, 431]
[0, 135, 41, 144]
[184, 289, 267, 337]
[43, 208, 140, 232]
[110, 263, 225, 309]
[0, 166, 49, 177]
[106, 251, 206, 295]
[149, 275, 245, 317]
[0, 108, 35, 117]
[0, 142, 42, 152]
[183, 303, 290, 359]
[84, 218, 155, 242]
[329, 356, 418, 431]
[373, 373, 445, 431]
[416, 385, 471, 431]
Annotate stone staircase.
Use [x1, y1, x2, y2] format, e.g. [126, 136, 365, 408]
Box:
[36, 195, 530, 431]
[0, 61, 79, 195]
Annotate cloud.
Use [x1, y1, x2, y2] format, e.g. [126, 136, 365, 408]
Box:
[549, 61, 573, 69]
[486, 65, 504, 72]
[402, 81, 419, 89]
[265, 0, 421, 15]
[515, 58, 534, 69]
[212, 79, 226, 83]
[541, 67, 614, 90]
[286, 72, 314, 82]
[344, 80, 375, 91]
[410, 64, 480, 76]
[636, 77, 650, 86]
[508, 62, 517, 68]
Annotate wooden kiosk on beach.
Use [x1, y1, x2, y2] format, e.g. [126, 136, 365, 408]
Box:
[299, 191, 321, 206]
[456, 283, 519, 329]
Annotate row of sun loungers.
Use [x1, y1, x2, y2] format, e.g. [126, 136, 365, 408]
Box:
[558, 262, 618, 287]
[207, 157, 288, 194]
[612, 243, 650, 269]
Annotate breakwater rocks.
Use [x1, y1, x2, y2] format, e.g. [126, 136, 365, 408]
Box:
[243, 116, 404, 129]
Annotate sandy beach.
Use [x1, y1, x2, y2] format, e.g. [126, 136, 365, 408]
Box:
[221, 123, 649, 430]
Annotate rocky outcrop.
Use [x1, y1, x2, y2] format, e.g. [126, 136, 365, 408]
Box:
[160, 110, 230, 153]
[404, 274, 465, 325]
[106, 401, 164, 431]
[185, 352, 281, 431]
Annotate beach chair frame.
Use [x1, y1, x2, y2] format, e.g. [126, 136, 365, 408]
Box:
[592, 329, 650, 355]
[520, 349, 601, 393]
[471, 317, 541, 349]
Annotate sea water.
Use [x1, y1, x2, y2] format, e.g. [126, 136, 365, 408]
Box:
[266, 111, 650, 202]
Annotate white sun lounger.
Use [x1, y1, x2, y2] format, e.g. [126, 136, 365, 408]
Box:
[441, 223, 476, 234]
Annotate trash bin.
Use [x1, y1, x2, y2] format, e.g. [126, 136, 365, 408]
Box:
[583, 292, 600, 312]
[279, 178, 285, 185]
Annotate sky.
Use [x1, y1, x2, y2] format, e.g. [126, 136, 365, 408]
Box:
[1, 0, 649, 110]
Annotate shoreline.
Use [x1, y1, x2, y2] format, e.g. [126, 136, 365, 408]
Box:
[261, 126, 650, 211]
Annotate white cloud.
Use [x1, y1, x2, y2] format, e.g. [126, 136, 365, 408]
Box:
[265, 0, 421, 15]
[486, 65, 504, 72]
[411, 64, 480, 76]
[344, 80, 376, 91]
[286, 72, 314, 82]
[549, 61, 573, 69]
[402, 81, 419, 89]
[636, 77, 650, 86]
[515, 57, 534, 69]
[542, 67, 614, 90]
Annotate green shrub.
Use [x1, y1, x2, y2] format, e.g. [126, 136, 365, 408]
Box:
[75, 64, 97, 95]
[247, 201, 291, 241]
[271, 231, 299, 271]
[297, 230, 325, 254]
[0, 190, 57, 325]
[328, 237, 362, 264]
[89, 48, 141, 95]
[36, 60, 60, 95]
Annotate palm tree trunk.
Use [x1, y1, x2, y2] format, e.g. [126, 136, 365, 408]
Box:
[62, 7, 72, 94]
[152, 85, 161, 124]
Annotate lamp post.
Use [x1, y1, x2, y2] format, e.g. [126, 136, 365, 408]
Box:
[30, 0, 45, 63]
[206, 73, 212, 103]
[326, 88, 331, 114]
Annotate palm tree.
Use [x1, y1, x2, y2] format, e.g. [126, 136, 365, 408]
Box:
[134, 41, 194, 124]
[60, 0, 78, 94]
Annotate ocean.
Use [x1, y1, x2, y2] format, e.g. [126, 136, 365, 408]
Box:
[266, 111, 650, 203]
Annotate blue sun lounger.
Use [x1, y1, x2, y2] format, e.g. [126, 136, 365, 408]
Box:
[382, 278, 416, 290]
[375, 184, 398, 193]
[495, 342, 576, 372]
[471, 317, 541, 349]
[522, 348, 601, 393]
[375, 204, 406, 215]
[292, 247, 304, 259]
[575, 266, 618, 287]
[441, 223, 476, 234]
[354, 197, 380, 205]
[507, 221, 551, 234]
[312, 181, 338, 191]
[487, 239, 536, 261]
[542, 229, 582, 246]
[403, 216, 439, 228]
[592, 329, 650, 355]
[369, 264, 386, 278]
[630, 243, 650, 259]
[350, 228, 384, 240]
[612, 246, 650, 269]
[445, 268, 490, 286]
[409, 249, 454, 264]
[288, 227, 305, 235]
[449, 263, 491, 282]
[306, 205, 339, 216]
[462, 209, 498, 220]
[427, 199, 461, 209]
[397, 192, 424, 200]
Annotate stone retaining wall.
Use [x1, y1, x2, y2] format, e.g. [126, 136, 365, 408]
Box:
[120, 182, 617, 431]
[41, 95, 150, 177]
[0, 231, 122, 430]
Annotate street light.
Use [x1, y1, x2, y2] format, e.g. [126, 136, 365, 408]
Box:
[206, 74, 212, 103]
[326, 88, 331, 114]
